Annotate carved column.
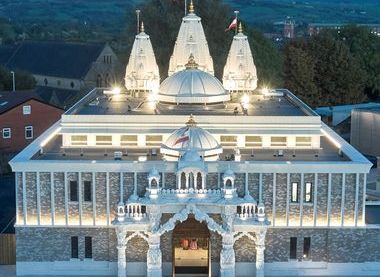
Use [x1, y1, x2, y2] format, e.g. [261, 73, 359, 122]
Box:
[201, 172, 206, 189]
[116, 227, 127, 277]
[255, 228, 267, 277]
[177, 173, 181, 189]
[147, 233, 162, 277]
[220, 232, 235, 277]
[185, 172, 189, 189]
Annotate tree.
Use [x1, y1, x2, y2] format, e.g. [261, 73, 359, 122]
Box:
[0, 66, 36, 91]
[283, 31, 367, 107]
[333, 26, 380, 100]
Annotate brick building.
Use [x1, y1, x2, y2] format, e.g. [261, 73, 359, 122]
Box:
[0, 91, 63, 155]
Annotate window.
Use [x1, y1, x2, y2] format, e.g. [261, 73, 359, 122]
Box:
[70, 81, 75, 89]
[296, 136, 312, 147]
[146, 135, 162, 147]
[96, 135, 112, 146]
[71, 236, 78, 259]
[303, 237, 311, 259]
[120, 135, 138, 146]
[70, 181, 78, 202]
[291, 182, 299, 203]
[304, 182, 313, 203]
[85, 236, 92, 259]
[44, 78, 48, 86]
[290, 237, 297, 260]
[220, 136, 237, 147]
[25, 126, 33, 139]
[57, 80, 61, 86]
[71, 135, 87, 146]
[2, 128, 11, 139]
[245, 136, 262, 147]
[84, 181, 92, 202]
[23, 105, 31, 115]
[271, 136, 287, 147]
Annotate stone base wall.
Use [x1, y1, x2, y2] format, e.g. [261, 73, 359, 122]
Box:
[16, 226, 380, 265]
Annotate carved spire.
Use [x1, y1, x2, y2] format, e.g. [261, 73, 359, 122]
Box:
[238, 22, 243, 34]
[140, 21, 145, 33]
[186, 114, 197, 127]
[185, 53, 199, 69]
[189, 0, 195, 14]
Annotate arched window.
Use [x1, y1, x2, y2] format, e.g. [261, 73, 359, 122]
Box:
[96, 74, 102, 87]
[70, 81, 75, 89]
[226, 179, 232, 188]
[105, 73, 110, 87]
[44, 78, 48, 86]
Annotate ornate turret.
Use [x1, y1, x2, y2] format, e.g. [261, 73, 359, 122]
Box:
[125, 22, 160, 94]
[168, 0, 214, 76]
[223, 22, 258, 92]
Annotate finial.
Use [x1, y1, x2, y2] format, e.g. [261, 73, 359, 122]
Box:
[186, 114, 197, 127]
[238, 22, 243, 33]
[185, 53, 198, 69]
[140, 21, 145, 33]
[189, 0, 195, 14]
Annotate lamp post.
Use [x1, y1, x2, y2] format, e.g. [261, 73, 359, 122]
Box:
[10, 71, 15, 92]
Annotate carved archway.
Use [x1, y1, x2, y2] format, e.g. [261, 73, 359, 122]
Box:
[157, 204, 225, 236]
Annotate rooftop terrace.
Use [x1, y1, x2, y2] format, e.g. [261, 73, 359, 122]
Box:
[67, 89, 317, 117]
[33, 135, 349, 162]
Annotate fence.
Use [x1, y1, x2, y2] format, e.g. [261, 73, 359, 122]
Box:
[0, 234, 16, 264]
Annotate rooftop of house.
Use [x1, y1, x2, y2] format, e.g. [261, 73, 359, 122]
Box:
[67, 88, 317, 117]
[0, 41, 106, 79]
[0, 90, 61, 114]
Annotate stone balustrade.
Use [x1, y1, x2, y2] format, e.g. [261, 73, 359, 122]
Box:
[236, 203, 256, 220]
[160, 188, 222, 195]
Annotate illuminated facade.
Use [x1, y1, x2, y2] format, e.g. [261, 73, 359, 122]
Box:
[10, 2, 379, 277]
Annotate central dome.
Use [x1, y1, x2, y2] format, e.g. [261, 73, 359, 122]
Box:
[158, 55, 230, 104]
[160, 115, 222, 161]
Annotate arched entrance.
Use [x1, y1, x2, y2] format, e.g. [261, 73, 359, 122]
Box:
[172, 216, 210, 277]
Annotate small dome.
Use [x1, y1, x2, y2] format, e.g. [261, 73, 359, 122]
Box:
[161, 116, 222, 161]
[148, 167, 160, 179]
[181, 149, 202, 162]
[158, 55, 230, 104]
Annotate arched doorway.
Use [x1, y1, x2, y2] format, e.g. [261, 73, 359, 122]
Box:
[172, 216, 210, 276]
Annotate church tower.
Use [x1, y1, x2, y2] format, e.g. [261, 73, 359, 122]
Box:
[168, 0, 214, 76]
[125, 22, 160, 94]
[223, 23, 258, 92]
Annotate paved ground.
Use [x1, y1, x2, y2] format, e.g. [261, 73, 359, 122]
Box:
[1, 266, 379, 277]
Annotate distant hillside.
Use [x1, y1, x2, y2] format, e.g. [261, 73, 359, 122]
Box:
[0, 0, 379, 33]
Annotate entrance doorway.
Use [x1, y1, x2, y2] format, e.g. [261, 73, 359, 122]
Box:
[172, 216, 210, 277]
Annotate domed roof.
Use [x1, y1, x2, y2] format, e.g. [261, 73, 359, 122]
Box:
[158, 55, 230, 104]
[160, 115, 222, 161]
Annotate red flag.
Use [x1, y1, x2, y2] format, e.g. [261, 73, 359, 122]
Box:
[174, 128, 190, 145]
[225, 18, 237, 32]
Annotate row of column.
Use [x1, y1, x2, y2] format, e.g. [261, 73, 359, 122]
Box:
[176, 171, 206, 190]
[116, 228, 267, 277]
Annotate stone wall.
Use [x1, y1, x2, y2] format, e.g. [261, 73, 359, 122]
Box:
[16, 227, 116, 262]
[16, 226, 380, 265]
[16, 170, 366, 228]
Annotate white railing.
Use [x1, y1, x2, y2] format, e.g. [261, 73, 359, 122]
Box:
[237, 203, 256, 220]
[160, 188, 221, 195]
[125, 203, 146, 219]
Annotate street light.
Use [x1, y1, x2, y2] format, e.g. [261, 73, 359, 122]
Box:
[10, 71, 15, 92]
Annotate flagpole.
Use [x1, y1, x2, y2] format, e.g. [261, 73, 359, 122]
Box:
[234, 10, 239, 35]
[136, 9, 141, 34]
[185, 0, 187, 16]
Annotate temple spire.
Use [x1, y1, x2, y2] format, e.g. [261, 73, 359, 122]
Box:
[140, 21, 145, 33]
[238, 22, 243, 34]
[189, 0, 195, 14]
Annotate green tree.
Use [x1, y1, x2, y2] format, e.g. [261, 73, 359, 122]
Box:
[0, 66, 36, 91]
[283, 32, 367, 107]
[334, 26, 380, 100]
